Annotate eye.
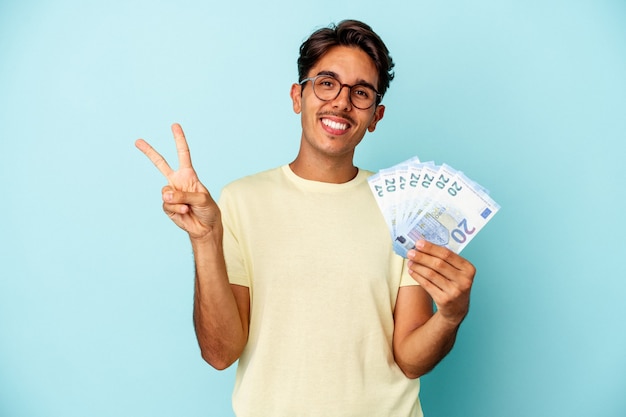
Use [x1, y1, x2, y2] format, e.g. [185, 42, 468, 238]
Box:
[317, 76, 337, 90]
[353, 86, 372, 99]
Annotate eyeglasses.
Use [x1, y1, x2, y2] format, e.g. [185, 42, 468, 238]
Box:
[300, 74, 381, 110]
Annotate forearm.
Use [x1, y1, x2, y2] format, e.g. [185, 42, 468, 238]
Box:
[191, 232, 248, 370]
[394, 311, 461, 379]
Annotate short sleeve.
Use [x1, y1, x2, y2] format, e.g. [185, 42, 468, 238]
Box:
[219, 186, 250, 288]
[399, 257, 419, 287]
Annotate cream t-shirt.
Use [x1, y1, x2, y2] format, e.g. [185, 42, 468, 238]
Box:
[219, 165, 422, 417]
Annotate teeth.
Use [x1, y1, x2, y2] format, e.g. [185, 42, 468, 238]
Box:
[322, 118, 348, 131]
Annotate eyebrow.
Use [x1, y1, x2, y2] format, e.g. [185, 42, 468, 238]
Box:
[315, 70, 379, 93]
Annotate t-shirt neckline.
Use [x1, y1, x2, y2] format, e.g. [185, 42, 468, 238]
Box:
[281, 164, 369, 192]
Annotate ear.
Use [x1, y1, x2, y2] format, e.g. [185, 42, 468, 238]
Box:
[290, 83, 302, 114]
[367, 104, 385, 132]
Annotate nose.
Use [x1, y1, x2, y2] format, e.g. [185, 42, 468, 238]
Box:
[331, 84, 353, 110]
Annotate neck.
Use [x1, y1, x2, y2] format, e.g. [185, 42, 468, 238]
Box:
[289, 154, 358, 184]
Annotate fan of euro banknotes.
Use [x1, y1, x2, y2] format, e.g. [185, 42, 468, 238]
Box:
[368, 156, 500, 258]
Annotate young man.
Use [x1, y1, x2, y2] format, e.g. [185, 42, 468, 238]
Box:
[136, 20, 475, 417]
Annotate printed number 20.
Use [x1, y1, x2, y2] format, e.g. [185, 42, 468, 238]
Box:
[451, 218, 476, 243]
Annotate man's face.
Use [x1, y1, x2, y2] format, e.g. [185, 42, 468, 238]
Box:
[290, 45, 385, 162]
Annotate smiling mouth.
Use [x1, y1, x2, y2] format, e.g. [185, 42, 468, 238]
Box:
[322, 118, 349, 131]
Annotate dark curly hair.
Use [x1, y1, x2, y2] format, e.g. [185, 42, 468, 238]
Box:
[297, 20, 395, 104]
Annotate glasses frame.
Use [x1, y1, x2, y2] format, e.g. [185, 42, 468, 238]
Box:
[300, 74, 382, 110]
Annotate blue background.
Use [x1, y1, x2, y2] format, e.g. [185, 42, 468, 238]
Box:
[1, 0, 625, 416]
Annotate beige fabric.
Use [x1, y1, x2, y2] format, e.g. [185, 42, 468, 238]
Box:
[219, 165, 422, 417]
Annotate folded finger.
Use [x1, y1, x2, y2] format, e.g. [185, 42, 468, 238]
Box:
[163, 202, 190, 215]
[408, 262, 446, 290]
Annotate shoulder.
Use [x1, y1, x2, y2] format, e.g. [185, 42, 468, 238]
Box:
[222, 166, 283, 193]
[219, 166, 285, 206]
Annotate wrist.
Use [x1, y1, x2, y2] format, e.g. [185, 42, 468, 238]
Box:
[189, 217, 223, 248]
[190, 226, 223, 247]
[433, 310, 464, 332]
[190, 226, 228, 274]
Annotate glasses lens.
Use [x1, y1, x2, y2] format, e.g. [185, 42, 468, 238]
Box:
[350, 85, 377, 109]
[312, 76, 377, 109]
[312, 76, 340, 100]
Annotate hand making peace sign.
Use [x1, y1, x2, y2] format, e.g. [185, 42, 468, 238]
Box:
[135, 123, 221, 240]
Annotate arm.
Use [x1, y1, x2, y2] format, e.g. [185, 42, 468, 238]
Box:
[136, 123, 249, 370]
[393, 240, 475, 379]
[191, 236, 250, 370]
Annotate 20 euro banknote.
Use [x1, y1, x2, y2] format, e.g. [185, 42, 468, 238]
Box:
[394, 170, 500, 256]
[368, 158, 500, 258]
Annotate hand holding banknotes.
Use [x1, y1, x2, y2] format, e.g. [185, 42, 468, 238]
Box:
[135, 123, 220, 240]
[373, 156, 500, 326]
[406, 240, 475, 326]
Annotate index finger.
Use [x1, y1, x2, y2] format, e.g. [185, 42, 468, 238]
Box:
[135, 138, 174, 178]
[410, 240, 471, 271]
[171, 123, 193, 170]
